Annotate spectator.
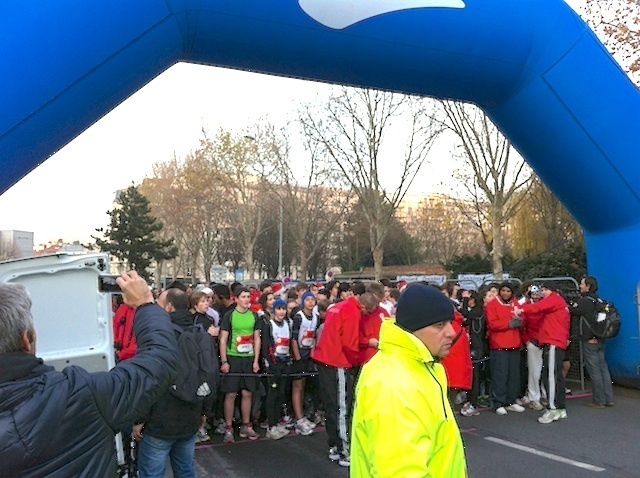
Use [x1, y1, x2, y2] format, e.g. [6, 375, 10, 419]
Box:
[134, 288, 213, 476]
[571, 275, 614, 408]
[0, 271, 178, 476]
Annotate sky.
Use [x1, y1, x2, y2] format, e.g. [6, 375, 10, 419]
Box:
[0, 64, 455, 245]
[0, 1, 585, 246]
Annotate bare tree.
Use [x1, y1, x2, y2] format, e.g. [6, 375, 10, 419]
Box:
[301, 87, 441, 279]
[270, 123, 352, 279]
[509, 175, 582, 257]
[437, 101, 532, 275]
[200, 127, 273, 278]
[407, 194, 485, 265]
[581, 0, 640, 86]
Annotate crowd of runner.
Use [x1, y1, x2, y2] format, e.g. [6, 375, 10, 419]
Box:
[111, 274, 610, 475]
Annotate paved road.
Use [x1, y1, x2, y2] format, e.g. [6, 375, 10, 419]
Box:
[190, 384, 640, 477]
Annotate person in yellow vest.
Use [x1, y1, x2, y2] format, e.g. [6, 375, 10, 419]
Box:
[351, 283, 467, 477]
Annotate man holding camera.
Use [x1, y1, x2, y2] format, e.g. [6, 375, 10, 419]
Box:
[0, 271, 179, 476]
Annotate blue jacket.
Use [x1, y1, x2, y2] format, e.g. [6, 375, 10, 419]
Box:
[0, 303, 179, 477]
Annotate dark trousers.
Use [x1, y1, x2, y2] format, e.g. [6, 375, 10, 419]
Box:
[490, 349, 520, 408]
[266, 362, 289, 427]
[543, 345, 566, 410]
[583, 341, 614, 405]
[317, 362, 353, 454]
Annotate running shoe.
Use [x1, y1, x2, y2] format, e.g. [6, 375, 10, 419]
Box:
[495, 406, 508, 416]
[506, 403, 525, 413]
[538, 409, 567, 424]
[338, 453, 350, 467]
[454, 391, 467, 405]
[266, 425, 289, 440]
[214, 421, 227, 435]
[295, 419, 314, 436]
[195, 427, 211, 444]
[529, 400, 544, 411]
[301, 416, 317, 429]
[239, 424, 260, 440]
[328, 446, 340, 461]
[460, 403, 480, 417]
[223, 428, 235, 443]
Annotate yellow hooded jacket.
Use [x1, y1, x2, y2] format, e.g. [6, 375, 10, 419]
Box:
[350, 320, 467, 477]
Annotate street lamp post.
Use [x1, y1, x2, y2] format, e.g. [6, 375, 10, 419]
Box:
[278, 195, 283, 278]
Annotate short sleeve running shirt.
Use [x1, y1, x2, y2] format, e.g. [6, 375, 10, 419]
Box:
[221, 308, 259, 357]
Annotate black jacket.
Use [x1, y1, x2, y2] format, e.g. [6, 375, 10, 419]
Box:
[0, 303, 179, 477]
[139, 309, 213, 439]
[570, 291, 599, 340]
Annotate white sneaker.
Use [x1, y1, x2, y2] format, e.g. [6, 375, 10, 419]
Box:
[495, 406, 508, 416]
[454, 391, 468, 405]
[266, 425, 289, 440]
[214, 421, 227, 435]
[301, 416, 317, 429]
[506, 403, 525, 413]
[338, 453, 350, 467]
[295, 419, 314, 436]
[516, 396, 530, 406]
[529, 400, 544, 411]
[538, 408, 568, 424]
[328, 446, 340, 461]
[460, 403, 480, 417]
[195, 427, 211, 443]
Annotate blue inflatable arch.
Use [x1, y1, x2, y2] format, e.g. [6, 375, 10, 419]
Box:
[2, 1, 639, 381]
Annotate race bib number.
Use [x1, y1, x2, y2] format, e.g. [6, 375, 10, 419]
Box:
[275, 336, 290, 356]
[236, 334, 254, 354]
[301, 329, 315, 348]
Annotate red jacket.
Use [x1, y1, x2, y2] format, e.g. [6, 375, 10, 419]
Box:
[521, 298, 543, 343]
[113, 304, 137, 361]
[358, 305, 386, 365]
[440, 310, 473, 390]
[313, 296, 361, 368]
[485, 297, 521, 350]
[521, 291, 570, 349]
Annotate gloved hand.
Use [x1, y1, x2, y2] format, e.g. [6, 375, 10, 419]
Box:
[508, 317, 523, 329]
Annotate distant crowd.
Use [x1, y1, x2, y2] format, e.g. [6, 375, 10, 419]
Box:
[110, 274, 614, 476]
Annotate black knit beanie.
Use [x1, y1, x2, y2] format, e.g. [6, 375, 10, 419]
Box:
[396, 283, 454, 332]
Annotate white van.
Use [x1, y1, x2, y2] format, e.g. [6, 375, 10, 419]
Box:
[0, 252, 115, 372]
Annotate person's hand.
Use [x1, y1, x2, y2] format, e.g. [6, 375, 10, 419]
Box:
[220, 362, 230, 374]
[368, 338, 379, 348]
[208, 325, 220, 337]
[116, 271, 153, 309]
[513, 307, 523, 316]
[132, 423, 144, 441]
[253, 360, 260, 373]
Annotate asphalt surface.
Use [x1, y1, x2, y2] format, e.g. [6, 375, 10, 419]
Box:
[184, 384, 640, 477]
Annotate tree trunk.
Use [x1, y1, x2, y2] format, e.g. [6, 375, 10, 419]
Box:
[299, 246, 309, 282]
[371, 220, 386, 280]
[154, 259, 164, 289]
[244, 245, 255, 280]
[491, 214, 504, 278]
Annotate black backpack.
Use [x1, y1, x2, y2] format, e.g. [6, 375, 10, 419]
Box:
[169, 322, 220, 403]
[581, 296, 621, 340]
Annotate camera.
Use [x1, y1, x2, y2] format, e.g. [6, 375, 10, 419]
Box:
[99, 275, 122, 293]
